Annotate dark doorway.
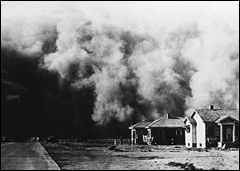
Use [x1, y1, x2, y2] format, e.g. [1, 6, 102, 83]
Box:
[223, 125, 233, 142]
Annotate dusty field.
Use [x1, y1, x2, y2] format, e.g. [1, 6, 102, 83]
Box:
[42, 143, 239, 170]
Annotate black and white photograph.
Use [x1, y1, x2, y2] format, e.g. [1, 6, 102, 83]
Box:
[1, 1, 239, 170]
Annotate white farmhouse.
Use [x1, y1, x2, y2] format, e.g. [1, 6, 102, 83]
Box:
[184, 105, 239, 148]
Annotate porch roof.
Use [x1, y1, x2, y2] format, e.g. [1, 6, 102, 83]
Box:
[129, 121, 152, 129]
[215, 115, 239, 123]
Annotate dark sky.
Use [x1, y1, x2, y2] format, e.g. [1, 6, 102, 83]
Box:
[1, 47, 134, 139]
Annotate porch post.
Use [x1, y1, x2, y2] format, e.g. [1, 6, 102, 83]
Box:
[147, 129, 151, 138]
[147, 129, 151, 145]
[134, 129, 137, 144]
[218, 123, 223, 147]
[131, 129, 134, 145]
[220, 124, 223, 142]
[233, 123, 235, 142]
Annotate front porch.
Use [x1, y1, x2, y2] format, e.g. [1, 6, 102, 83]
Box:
[205, 116, 239, 148]
[217, 117, 239, 148]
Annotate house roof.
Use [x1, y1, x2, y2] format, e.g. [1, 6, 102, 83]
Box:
[195, 109, 239, 123]
[129, 114, 185, 129]
[129, 122, 141, 129]
[149, 114, 185, 128]
[134, 122, 152, 128]
[129, 121, 152, 129]
[184, 116, 197, 124]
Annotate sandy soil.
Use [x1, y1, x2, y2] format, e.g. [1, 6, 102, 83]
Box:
[42, 143, 239, 170]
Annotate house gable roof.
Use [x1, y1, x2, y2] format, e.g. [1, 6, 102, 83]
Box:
[134, 121, 152, 128]
[195, 109, 239, 123]
[184, 116, 197, 124]
[215, 115, 239, 123]
[145, 117, 164, 128]
[149, 114, 185, 128]
[130, 114, 186, 129]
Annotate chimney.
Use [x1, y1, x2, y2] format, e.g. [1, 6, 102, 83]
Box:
[209, 105, 214, 110]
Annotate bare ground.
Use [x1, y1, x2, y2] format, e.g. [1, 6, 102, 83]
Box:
[42, 143, 239, 170]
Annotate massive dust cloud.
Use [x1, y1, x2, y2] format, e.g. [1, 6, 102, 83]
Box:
[1, 2, 239, 126]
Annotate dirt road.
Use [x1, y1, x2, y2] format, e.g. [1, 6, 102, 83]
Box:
[1, 142, 60, 170]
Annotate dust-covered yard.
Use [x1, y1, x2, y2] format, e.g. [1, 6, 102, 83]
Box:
[42, 143, 239, 170]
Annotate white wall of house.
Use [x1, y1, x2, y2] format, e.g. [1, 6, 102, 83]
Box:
[185, 119, 193, 148]
[193, 111, 206, 148]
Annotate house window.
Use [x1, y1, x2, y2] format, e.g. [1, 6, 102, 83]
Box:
[186, 125, 191, 133]
[176, 129, 182, 136]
